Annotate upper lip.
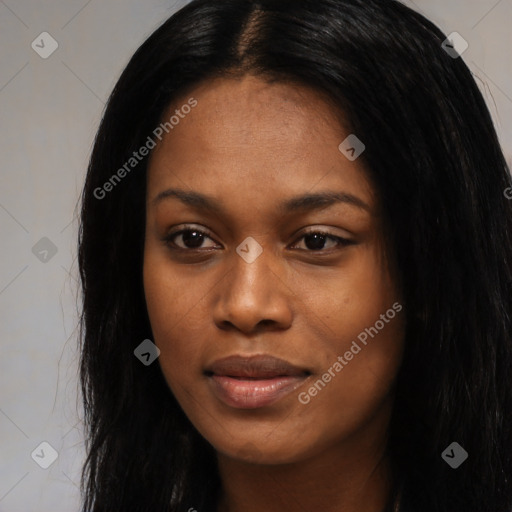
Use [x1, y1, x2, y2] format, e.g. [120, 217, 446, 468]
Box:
[205, 354, 310, 379]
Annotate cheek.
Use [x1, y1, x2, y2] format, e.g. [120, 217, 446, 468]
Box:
[298, 245, 405, 408]
[295, 243, 401, 350]
[295, 278, 404, 450]
[143, 249, 208, 380]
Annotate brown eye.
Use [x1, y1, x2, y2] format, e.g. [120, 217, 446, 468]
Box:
[303, 233, 334, 250]
[292, 230, 354, 251]
[164, 228, 218, 250]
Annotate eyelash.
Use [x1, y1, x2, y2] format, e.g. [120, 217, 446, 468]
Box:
[162, 226, 354, 253]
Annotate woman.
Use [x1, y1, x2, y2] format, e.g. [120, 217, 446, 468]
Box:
[77, 0, 512, 511]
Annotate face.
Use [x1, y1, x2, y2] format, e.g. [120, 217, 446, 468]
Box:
[143, 75, 406, 465]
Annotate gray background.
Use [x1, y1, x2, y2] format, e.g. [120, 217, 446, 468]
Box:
[1, 1, 511, 510]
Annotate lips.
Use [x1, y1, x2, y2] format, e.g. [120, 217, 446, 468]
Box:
[204, 354, 309, 379]
[204, 354, 311, 409]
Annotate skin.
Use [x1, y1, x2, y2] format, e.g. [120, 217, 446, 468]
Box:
[143, 74, 406, 512]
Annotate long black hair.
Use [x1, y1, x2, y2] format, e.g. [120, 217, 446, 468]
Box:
[77, 1, 512, 510]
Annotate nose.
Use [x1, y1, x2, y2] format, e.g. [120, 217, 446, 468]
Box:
[212, 245, 293, 334]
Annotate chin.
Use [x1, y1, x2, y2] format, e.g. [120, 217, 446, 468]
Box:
[213, 434, 313, 466]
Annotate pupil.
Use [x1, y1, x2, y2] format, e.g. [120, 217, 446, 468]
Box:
[305, 233, 326, 250]
[183, 231, 204, 248]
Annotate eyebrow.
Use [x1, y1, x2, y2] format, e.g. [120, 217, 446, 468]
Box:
[151, 188, 371, 214]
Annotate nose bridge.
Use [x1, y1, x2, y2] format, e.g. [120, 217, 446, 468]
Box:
[228, 240, 276, 305]
[214, 238, 292, 331]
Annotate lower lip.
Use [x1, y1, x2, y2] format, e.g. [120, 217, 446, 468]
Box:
[208, 374, 308, 409]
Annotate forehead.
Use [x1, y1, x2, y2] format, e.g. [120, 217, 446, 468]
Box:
[146, 75, 375, 211]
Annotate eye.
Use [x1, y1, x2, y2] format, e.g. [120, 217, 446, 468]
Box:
[163, 226, 219, 250]
[162, 226, 354, 252]
[291, 230, 354, 251]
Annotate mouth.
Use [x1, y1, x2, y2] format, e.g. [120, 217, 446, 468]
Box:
[204, 354, 311, 409]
